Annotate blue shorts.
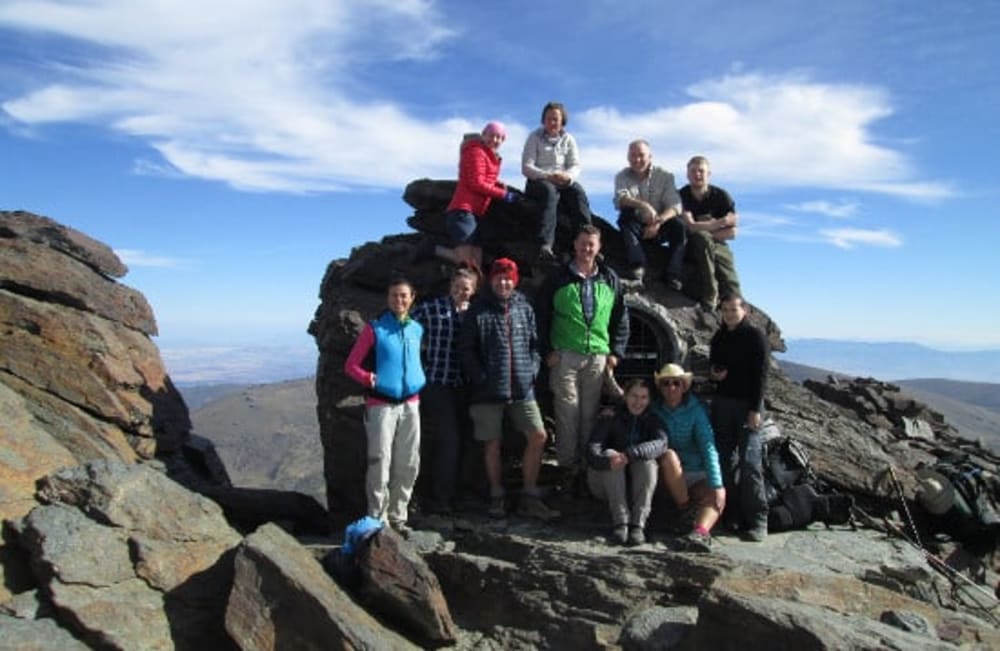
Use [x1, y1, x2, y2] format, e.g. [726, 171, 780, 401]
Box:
[445, 210, 479, 244]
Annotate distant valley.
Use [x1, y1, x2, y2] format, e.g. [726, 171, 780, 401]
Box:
[781, 338, 1000, 383]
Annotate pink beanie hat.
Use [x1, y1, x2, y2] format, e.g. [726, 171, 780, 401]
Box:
[482, 121, 507, 139]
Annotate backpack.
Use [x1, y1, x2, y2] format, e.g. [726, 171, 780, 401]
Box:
[762, 435, 813, 505]
[921, 455, 1000, 553]
[761, 425, 854, 531]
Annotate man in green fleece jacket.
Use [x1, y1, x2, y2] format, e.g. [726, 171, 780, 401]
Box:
[537, 225, 629, 487]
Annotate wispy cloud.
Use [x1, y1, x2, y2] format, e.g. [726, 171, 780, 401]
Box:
[784, 200, 859, 219]
[819, 228, 902, 249]
[0, 3, 949, 202]
[575, 73, 952, 201]
[115, 248, 192, 269]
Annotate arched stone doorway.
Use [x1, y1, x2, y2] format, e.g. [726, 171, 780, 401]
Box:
[616, 294, 684, 385]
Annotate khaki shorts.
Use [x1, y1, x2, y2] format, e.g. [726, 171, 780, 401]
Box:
[470, 400, 545, 441]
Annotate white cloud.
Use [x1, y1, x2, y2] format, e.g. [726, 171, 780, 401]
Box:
[574, 73, 952, 201]
[115, 248, 191, 269]
[784, 200, 859, 219]
[819, 228, 902, 249]
[0, 4, 948, 202]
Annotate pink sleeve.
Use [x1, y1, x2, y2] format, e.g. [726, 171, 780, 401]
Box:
[344, 324, 375, 388]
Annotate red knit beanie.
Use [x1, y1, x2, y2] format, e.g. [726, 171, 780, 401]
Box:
[489, 257, 519, 287]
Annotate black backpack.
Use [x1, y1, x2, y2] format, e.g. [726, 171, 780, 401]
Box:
[762, 430, 854, 531]
[923, 455, 1000, 553]
[762, 435, 813, 505]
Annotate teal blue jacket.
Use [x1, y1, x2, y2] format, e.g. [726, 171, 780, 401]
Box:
[651, 395, 723, 488]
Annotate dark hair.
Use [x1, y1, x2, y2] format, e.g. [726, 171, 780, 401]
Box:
[719, 292, 744, 306]
[541, 101, 567, 127]
[623, 378, 651, 395]
[387, 273, 415, 293]
[576, 223, 601, 240]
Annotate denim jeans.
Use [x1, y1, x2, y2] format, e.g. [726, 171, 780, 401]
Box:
[525, 179, 592, 246]
[617, 208, 686, 279]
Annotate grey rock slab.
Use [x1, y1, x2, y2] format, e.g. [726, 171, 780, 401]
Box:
[619, 605, 698, 650]
[693, 589, 956, 650]
[225, 523, 418, 650]
[36, 461, 240, 545]
[0, 613, 90, 650]
[0, 210, 127, 278]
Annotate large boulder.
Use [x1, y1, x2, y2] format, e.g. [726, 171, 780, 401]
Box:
[9, 461, 241, 650]
[357, 528, 458, 646]
[225, 523, 417, 650]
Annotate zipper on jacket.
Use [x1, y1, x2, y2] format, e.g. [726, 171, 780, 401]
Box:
[505, 299, 513, 401]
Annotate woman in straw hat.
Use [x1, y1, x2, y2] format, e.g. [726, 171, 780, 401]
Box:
[651, 363, 726, 553]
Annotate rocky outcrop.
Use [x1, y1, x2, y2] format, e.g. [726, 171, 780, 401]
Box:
[804, 375, 955, 440]
[0, 211, 190, 514]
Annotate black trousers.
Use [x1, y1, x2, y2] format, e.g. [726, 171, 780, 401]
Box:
[711, 395, 768, 529]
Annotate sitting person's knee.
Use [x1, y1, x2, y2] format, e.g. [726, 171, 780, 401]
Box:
[659, 449, 682, 472]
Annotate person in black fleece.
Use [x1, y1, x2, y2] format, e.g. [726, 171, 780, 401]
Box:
[709, 293, 769, 541]
[586, 379, 668, 545]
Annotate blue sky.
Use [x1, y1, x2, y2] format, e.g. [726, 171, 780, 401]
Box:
[3, 0, 999, 380]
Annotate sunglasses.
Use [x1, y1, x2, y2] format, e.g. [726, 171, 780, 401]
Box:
[661, 379, 685, 388]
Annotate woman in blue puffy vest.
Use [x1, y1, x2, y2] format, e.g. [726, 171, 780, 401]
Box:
[345, 275, 426, 533]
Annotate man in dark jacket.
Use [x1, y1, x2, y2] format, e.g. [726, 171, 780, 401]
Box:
[461, 258, 559, 520]
[537, 225, 629, 490]
[709, 293, 769, 540]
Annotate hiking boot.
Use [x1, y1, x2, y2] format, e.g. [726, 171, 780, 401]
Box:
[517, 495, 560, 520]
[670, 507, 697, 535]
[665, 276, 683, 292]
[627, 525, 646, 546]
[537, 245, 558, 263]
[744, 523, 768, 542]
[488, 495, 506, 519]
[677, 530, 713, 553]
[610, 524, 628, 545]
[626, 265, 645, 281]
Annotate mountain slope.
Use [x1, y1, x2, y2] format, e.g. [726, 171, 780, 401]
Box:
[188, 377, 325, 505]
[780, 361, 1000, 453]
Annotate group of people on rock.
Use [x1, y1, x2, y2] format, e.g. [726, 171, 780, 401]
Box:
[429, 100, 742, 312]
[347, 211, 769, 553]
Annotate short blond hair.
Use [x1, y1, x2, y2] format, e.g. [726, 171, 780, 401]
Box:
[687, 155, 710, 169]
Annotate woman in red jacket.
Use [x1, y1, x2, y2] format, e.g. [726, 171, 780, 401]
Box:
[441, 121, 517, 270]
